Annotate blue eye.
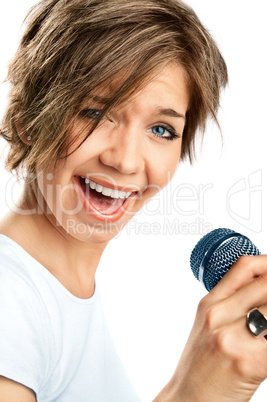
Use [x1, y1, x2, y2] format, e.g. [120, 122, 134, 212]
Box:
[152, 126, 166, 136]
[80, 108, 102, 119]
[148, 124, 178, 141]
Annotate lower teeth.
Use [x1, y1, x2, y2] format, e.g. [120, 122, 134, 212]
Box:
[86, 188, 125, 215]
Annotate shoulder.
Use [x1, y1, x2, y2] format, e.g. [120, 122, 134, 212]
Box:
[0, 235, 57, 343]
[0, 234, 40, 302]
[0, 235, 54, 396]
[0, 234, 54, 360]
[0, 233, 30, 272]
[0, 234, 48, 331]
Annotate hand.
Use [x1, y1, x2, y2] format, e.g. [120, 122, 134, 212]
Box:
[155, 255, 267, 402]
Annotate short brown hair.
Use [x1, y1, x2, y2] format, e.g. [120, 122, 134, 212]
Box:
[0, 0, 228, 175]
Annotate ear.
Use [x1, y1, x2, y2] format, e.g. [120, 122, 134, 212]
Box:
[15, 122, 32, 145]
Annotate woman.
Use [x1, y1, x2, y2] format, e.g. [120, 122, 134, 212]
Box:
[0, 0, 266, 401]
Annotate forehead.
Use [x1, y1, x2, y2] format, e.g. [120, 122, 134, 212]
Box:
[85, 62, 190, 111]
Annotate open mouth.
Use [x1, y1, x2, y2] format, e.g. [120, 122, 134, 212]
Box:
[77, 176, 137, 218]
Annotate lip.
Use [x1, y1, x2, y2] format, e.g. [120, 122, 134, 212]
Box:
[73, 176, 139, 223]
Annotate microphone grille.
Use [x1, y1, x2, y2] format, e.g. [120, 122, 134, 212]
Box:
[190, 228, 260, 291]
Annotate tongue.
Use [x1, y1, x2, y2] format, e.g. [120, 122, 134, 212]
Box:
[89, 189, 125, 215]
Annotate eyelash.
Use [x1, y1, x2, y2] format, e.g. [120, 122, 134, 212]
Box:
[148, 124, 179, 141]
[80, 109, 180, 141]
[80, 108, 103, 120]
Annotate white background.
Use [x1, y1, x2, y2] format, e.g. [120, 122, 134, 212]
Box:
[0, 1, 266, 400]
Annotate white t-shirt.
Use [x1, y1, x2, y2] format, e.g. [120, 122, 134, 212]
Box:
[0, 235, 140, 402]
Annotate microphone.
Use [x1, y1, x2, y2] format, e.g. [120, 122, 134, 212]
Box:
[190, 228, 260, 291]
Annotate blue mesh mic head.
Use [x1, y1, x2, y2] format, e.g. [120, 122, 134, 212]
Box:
[190, 228, 260, 291]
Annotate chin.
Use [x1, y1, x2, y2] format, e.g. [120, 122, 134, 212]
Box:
[60, 215, 129, 245]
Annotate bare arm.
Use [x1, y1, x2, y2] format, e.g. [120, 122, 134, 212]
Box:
[0, 377, 36, 402]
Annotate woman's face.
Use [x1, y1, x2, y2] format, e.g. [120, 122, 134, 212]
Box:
[37, 63, 190, 244]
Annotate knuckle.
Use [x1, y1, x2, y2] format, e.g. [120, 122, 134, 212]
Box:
[233, 355, 254, 379]
[213, 327, 237, 357]
[197, 296, 223, 332]
[234, 255, 254, 273]
[203, 305, 220, 331]
[233, 255, 267, 283]
[213, 327, 230, 355]
[237, 255, 252, 266]
[212, 328, 255, 379]
[197, 296, 209, 315]
[254, 274, 267, 288]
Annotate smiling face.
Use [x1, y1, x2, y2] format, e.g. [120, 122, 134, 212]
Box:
[34, 63, 190, 244]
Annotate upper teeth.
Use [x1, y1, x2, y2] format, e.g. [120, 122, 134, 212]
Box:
[82, 178, 132, 199]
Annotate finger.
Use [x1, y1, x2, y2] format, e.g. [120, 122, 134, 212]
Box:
[209, 255, 267, 301]
[216, 314, 267, 380]
[202, 274, 267, 330]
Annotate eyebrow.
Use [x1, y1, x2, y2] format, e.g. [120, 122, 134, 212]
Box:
[91, 95, 110, 104]
[157, 107, 186, 121]
[87, 97, 186, 121]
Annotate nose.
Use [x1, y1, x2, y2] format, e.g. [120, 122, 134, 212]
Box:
[99, 126, 145, 175]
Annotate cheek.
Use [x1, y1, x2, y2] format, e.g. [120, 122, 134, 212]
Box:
[36, 171, 80, 220]
[139, 150, 181, 209]
[149, 147, 181, 188]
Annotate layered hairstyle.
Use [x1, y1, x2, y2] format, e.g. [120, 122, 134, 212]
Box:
[0, 0, 228, 176]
